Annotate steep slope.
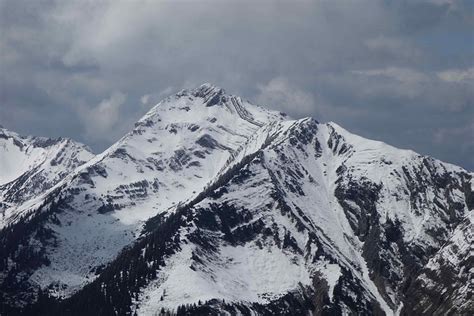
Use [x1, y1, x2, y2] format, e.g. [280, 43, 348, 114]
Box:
[134, 118, 393, 315]
[133, 119, 471, 315]
[46, 116, 471, 316]
[0, 84, 286, 310]
[402, 210, 473, 315]
[0, 127, 94, 228]
[0, 84, 472, 315]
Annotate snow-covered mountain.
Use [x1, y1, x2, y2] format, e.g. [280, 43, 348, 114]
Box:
[0, 127, 94, 228]
[0, 84, 472, 315]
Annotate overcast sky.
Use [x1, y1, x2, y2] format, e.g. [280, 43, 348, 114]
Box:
[1, 0, 473, 170]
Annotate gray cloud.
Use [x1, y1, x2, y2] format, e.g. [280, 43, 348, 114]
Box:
[0, 0, 473, 169]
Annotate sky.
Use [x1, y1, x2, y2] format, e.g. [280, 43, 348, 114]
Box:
[0, 0, 473, 170]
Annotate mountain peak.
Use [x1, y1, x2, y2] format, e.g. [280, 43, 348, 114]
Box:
[173, 83, 224, 103]
[193, 82, 224, 94]
[191, 83, 225, 107]
[135, 84, 287, 136]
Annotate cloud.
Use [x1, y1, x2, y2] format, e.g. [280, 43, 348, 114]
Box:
[78, 91, 126, 141]
[437, 68, 474, 83]
[140, 94, 150, 105]
[434, 121, 474, 147]
[255, 77, 316, 117]
[157, 87, 174, 98]
[365, 36, 422, 61]
[140, 86, 175, 107]
[349, 67, 432, 100]
[352, 67, 429, 84]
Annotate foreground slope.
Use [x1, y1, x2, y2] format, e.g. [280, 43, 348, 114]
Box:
[1, 85, 472, 315]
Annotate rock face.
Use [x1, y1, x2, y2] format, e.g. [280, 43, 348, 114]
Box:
[0, 84, 472, 316]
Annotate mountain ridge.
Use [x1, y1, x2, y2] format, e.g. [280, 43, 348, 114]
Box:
[0, 84, 472, 315]
[0, 126, 94, 228]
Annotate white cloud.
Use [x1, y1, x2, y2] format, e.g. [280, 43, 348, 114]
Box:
[352, 67, 429, 84]
[437, 68, 474, 83]
[255, 77, 315, 118]
[140, 94, 150, 105]
[158, 86, 174, 97]
[424, 0, 456, 6]
[79, 91, 126, 140]
[366, 36, 405, 51]
[140, 87, 175, 107]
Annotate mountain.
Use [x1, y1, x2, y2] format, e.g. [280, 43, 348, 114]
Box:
[0, 127, 94, 228]
[0, 84, 472, 316]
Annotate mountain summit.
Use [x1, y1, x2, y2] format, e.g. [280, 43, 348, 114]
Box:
[1, 84, 472, 315]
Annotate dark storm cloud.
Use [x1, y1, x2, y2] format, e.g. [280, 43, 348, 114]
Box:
[1, 0, 473, 170]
